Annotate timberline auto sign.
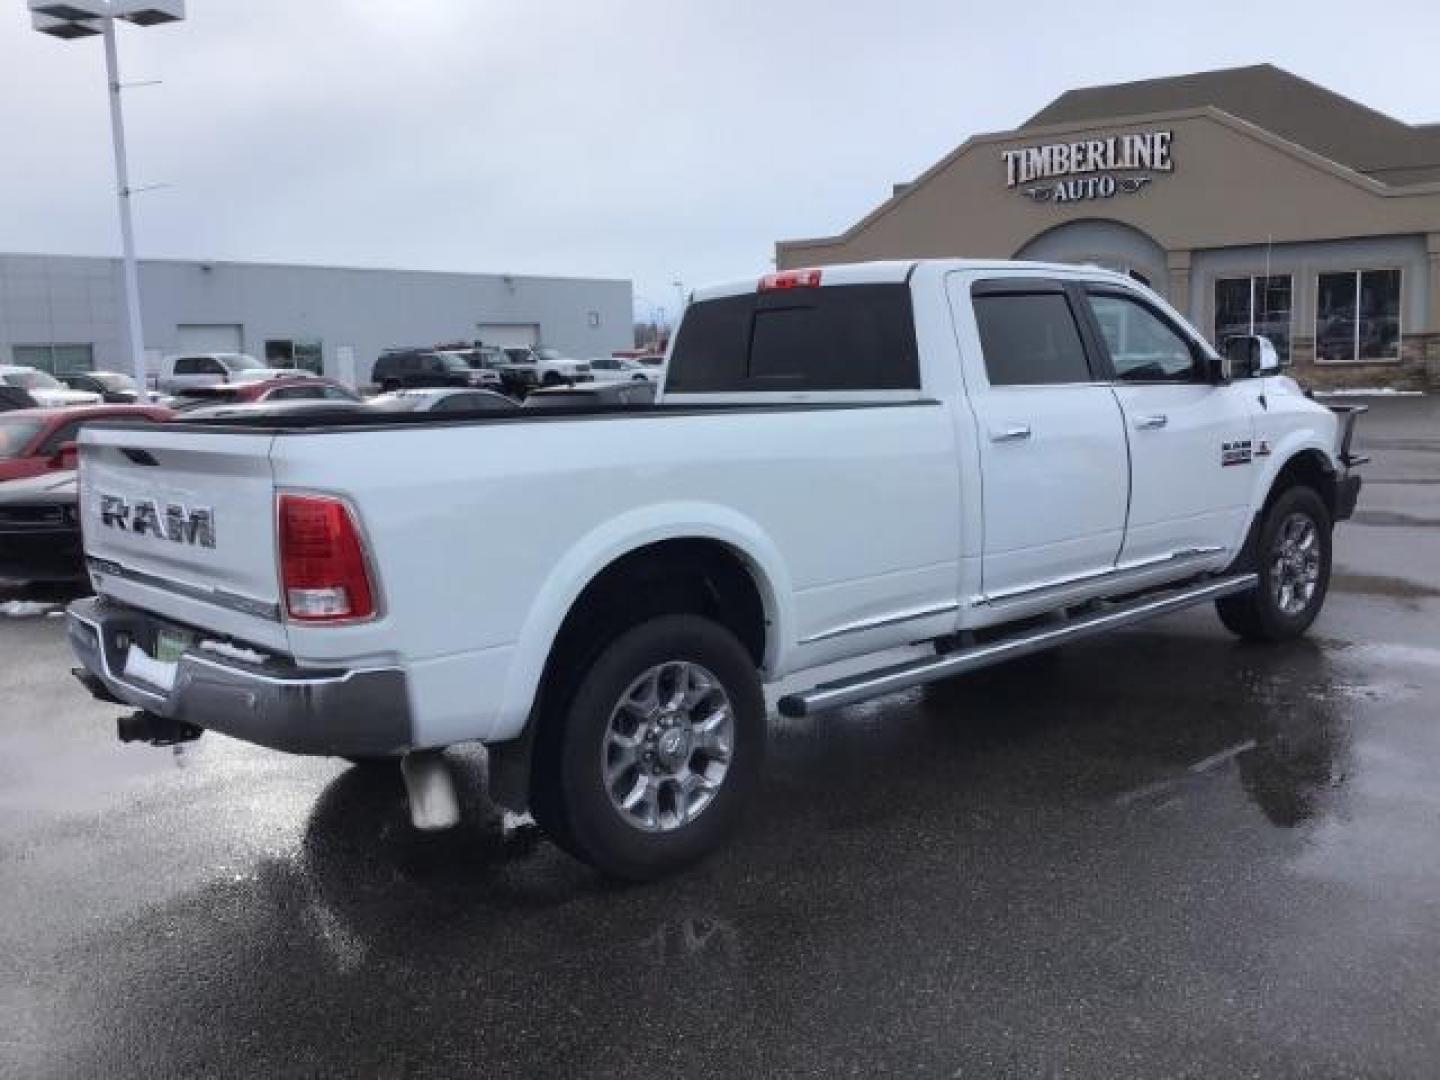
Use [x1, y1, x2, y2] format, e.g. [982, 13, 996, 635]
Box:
[1003, 130, 1173, 204]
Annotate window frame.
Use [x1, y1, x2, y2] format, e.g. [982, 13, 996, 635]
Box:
[969, 278, 1107, 388]
[1079, 285, 1209, 385]
[11, 343, 95, 375]
[1314, 266, 1404, 365]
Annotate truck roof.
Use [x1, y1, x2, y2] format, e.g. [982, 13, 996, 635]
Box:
[691, 258, 1140, 301]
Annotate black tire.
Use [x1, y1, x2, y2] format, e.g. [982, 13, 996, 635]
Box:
[530, 614, 765, 881]
[342, 755, 394, 769]
[1216, 485, 1332, 641]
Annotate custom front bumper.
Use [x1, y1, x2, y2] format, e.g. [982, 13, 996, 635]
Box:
[66, 596, 412, 757]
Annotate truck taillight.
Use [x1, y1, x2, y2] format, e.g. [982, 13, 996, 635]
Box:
[758, 268, 822, 291]
[277, 493, 376, 622]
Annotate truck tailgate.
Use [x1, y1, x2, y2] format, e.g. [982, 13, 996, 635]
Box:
[78, 424, 289, 652]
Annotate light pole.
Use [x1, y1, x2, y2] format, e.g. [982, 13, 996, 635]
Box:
[27, 1, 185, 389]
[671, 279, 686, 320]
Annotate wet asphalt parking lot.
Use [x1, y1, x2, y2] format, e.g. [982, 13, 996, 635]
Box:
[3, 396, 1438, 1079]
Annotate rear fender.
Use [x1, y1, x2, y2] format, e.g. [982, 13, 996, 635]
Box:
[487, 502, 792, 743]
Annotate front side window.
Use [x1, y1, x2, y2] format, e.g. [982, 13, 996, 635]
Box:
[1316, 269, 1402, 363]
[973, 292, 1092, 386]
[1087, 293, 1198, 382]
[1214, 275, 1292, 362]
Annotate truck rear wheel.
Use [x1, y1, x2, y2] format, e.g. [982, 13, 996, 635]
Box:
[1216, 485, 1332, 641]
[531, 614, 765, 880]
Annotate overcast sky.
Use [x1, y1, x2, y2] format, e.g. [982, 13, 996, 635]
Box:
[3, 0, 1438, 324]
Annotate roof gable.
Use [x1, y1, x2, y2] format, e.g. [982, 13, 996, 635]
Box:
[1024, 64, 1440, 184]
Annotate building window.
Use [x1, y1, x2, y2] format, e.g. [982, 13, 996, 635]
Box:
[265, 338, 324, 374]
[11, 344, 94, 374]
[1316, 269, 1402, 364]
[1214, 275, 1292, 363]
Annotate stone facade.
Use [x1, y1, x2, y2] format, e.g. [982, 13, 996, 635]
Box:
[1287, 334, 1439, 392]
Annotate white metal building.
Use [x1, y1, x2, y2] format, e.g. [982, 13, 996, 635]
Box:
[0, 253, 632, 385]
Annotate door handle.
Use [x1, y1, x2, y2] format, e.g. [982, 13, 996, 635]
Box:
[990, 424, 1032, 442]
[1134, 414, 1169, 430]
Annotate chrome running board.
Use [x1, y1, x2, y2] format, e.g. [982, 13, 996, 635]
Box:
[776, 573, 1257, 718]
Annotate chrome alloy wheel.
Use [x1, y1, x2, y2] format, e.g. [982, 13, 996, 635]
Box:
[1271, 511, 1322, 616]
[601, 661, 735, 832]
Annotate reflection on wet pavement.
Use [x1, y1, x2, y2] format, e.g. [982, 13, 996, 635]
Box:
[3, 397, 1439, 1077]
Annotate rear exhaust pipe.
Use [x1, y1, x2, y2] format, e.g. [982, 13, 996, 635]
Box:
[116, 711, 204, 747]
[401, 750, 461, 831]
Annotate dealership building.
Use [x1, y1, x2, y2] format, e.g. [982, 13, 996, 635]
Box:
[0, 254, 632, 384]
[779, 65, 1440, 390]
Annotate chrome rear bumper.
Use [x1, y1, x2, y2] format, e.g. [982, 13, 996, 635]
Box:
[66, 596, 412, 757]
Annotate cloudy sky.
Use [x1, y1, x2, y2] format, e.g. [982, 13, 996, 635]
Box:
[3, 0, 1438, 323]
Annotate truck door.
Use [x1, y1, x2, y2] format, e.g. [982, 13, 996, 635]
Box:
[1079, 287, 1256, 566]
[955, 278, 1130, 602]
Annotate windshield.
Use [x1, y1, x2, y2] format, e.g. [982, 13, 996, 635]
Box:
[3, 370, 62, 391]
[524, 392, 596, 410]
[365, 394, 427, 412]
[438, 354, 471, 372]
[91, 373, 137, 392]
[225, 354, 265, 371]
[536, 348, 562, 361]
[504, 348, 534, 364]
[0, 417, 45, 458]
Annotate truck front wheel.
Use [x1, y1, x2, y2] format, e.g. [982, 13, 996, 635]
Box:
[531, 614, 765, 880]
[1216, 485, 1333, 641]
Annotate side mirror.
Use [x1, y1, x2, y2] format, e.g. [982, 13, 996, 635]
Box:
[1224, 334, 1282, 379]
[52, 441, 78, 470]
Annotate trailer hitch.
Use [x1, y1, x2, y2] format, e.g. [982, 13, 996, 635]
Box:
[116, 711, 204, 747]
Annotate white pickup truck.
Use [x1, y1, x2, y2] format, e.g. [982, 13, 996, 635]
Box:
[66, 260, 1364, 879]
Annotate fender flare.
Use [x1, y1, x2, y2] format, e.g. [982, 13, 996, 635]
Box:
[486, 502, 794, 743]
[1226, 434, 1340, 562]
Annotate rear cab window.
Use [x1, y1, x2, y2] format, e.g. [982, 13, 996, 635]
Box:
[665, 279, 920, 394]
[970, 280, 1100, 386]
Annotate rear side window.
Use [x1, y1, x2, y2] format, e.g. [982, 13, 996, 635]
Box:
[973, 292, 1093, 386]
[666, 284, 919, 393]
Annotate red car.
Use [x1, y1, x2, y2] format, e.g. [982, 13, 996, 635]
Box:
[0, 405, 173, 483]
[171, 376, 360, 411]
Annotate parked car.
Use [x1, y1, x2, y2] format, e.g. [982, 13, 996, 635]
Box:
[0, 469, 81, 582]
[0, 366, 102, 408]
[498, 346, 593, 393]
[180, 399, 369, 421]
[59, 371, 157, 404]
[170, 376, 360, 412]
[586, 356, 656, 383]
[523, 381, 657, 408]
[429, 348, 506, 393]
[0, 404, 172, 483]
[367, 388, 519, 414]
[372, 348, 498, 393]
[66, 259, 1364, 881]
[157, 353, 309, 394]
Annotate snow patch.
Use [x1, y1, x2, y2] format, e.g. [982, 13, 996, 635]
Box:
[1314, 388, 1425, 397]
[1, 600, 59, 618]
